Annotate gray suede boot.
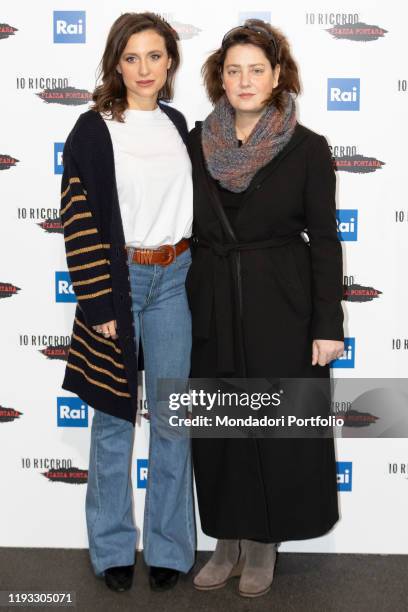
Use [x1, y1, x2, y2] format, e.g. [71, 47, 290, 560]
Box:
[238, 540, 277, 598]
[193, 539, 244, 590]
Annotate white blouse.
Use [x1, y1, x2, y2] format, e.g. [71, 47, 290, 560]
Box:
[102, 106, 193, 248]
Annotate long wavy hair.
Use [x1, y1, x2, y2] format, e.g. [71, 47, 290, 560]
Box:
[91, 12, 180, 122]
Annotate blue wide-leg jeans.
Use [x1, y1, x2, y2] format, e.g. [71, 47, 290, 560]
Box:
[85, 247, 196, 576]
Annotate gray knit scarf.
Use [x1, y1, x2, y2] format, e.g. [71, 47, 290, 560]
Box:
[201, 92, 297, 193]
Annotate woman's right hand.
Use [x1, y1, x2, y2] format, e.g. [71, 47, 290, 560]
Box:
[92, 320, 118, 340]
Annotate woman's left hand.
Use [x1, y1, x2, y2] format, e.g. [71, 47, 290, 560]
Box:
[312, 339, 344, 366]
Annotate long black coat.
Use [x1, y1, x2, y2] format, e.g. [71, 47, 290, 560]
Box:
[186, 122, 344, 542]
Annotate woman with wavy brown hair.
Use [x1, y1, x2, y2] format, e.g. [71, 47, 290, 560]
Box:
[60, 12, 195, 593]
[186, 19, 344, 598]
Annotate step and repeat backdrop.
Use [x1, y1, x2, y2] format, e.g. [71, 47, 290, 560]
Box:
[1, 0, 407, 554]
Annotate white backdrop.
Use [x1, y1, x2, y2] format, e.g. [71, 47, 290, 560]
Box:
[1, 0, 408, 555]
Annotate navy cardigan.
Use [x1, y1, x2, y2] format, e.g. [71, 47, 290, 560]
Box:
[60, 102, 189, 424]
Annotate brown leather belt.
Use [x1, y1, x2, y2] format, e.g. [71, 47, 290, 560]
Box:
[126, 237, 190, 266]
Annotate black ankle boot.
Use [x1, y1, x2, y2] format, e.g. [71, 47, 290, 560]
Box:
[104, 560, 135, 592]
[149, 566, 179, 591]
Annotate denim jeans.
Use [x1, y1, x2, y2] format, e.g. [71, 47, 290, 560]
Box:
[85, 247, 196, 576]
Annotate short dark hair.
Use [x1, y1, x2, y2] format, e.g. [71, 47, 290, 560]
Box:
[202, 20, 301, 112]
[91, 12, 180, 121]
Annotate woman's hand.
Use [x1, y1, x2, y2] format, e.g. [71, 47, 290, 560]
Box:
[312, 339, 344, 366]
[92, 320, 118, 340]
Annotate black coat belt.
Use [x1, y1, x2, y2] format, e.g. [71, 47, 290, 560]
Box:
[193, 233, 305, 374]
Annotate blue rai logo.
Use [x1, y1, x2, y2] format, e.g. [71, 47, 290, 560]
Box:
[53, 11, 86, 44]
[137, 459, 149, 488]
[327, 78, 360, 110]
[337, 461, 353, 491]
[336, 209, 358, 241]
[57, 397, 88, 427]
[55, 271, 76, 303]
[331, 338, 355, 368]
[54, 143, 64, 175]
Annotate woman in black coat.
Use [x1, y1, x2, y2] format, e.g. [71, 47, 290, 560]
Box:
[187, 19, 344, 598]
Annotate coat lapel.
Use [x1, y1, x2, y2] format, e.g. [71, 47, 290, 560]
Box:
[231, 124, 310, 228]
[196, 126, 238, 242]
[240, 123, 309, 200]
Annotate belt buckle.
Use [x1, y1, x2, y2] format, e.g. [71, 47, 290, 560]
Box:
[158, 244, 176, 266]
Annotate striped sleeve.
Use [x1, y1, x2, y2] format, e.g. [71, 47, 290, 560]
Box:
[60, 139, 115, 327]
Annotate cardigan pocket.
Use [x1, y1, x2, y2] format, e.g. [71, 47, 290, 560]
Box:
[66, 306, 131, 399]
